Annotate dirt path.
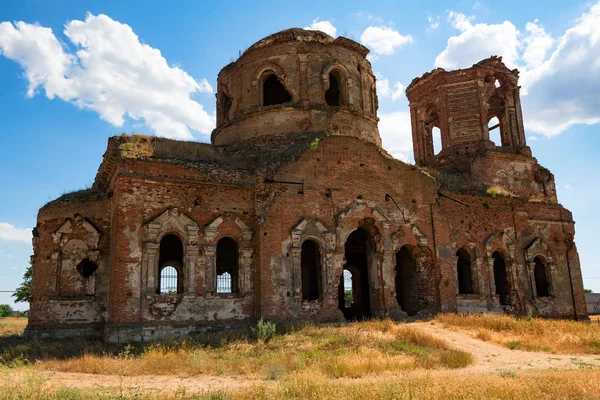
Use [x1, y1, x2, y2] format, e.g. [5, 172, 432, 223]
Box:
[412, 321, 600, 372]
[40, 371, 262, 393]
[34, 324, 600, 393]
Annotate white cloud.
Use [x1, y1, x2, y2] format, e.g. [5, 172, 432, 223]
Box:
[304, 18, 337, 37]
[435, 12, 520, 69]
[0, 13, 215, 140]
[521, 20, 554, 68]
[376, 76, 405, 101]
[428, 15, 440, 30]
[527, 136, 539, 141]
[378, 111, 413, 163]
[435, 3, 600, 136]
[448, 11, 475, 32]
[0, 223, 31, 243]
[360, 26, 413, 56]
[520, 2, 600, 135]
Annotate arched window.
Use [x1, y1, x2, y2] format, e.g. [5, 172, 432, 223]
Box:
[533, 256, 550, 297]
[262, 74, 291, 106]
[492, 251, 510, 306]
[325, 70, 343, 106]
[158, 234, 184, 294]
[432, 127, 442, 155]
[159, 266, 179, 294]
[301, 240, 322, 301]
[424, 105, 441, 157]
[216, 237, 239, 294]
[395, 246, 420, 316]
[219, 91, 232, 123]
[488, 116, 501, 146]
[456, 249, 474, 295]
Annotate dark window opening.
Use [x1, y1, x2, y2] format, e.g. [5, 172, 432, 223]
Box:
[216, 237, 239, 294]
[219, 92, 232, 122]
[534, 256, 550, 297]
[77, 259, 98, 278]
[301, 240, 321, 301]
[493, 251, 510, 306]
[325, 71, 342, 106]
[339, 228, 372, 320]
[395, 246, 420, 316]
[456, 249, 474, 295]
[263, 74, 291, 106]
[159, 234, 184, 294]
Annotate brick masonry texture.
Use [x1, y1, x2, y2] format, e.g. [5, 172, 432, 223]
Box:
[26, 29, 588, 343]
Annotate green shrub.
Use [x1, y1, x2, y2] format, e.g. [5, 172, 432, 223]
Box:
[253, 318, 277, 343]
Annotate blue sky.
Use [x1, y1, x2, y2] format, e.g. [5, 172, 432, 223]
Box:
[1, 0, 599, 310]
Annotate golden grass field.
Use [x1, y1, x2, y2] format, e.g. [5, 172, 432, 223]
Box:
[1, 315, 599, 399]
[437, 313, 600, 354]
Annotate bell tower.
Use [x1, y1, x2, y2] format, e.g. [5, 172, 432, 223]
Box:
[406, 56, 531, 166]
[406, 57, 555, 201]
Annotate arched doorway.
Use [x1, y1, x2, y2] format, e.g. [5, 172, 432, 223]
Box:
[339, 228, 372, 320]
[395, 246, 420, 316]
[492, 251, 510, 306]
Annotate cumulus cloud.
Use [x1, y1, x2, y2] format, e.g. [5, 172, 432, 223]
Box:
[360, 26, 413, 56]
[435, 2, 600, 136]
[376, 76, 405, 101]
[0, 223, 31, 243]
[304, 18, 337, 37]
[0, 13, 215, 140]
[520, 3, 600, 135]
[378, 111, 413, 163]
[435, 12, 520, 69]
[521, 20, 554, 69]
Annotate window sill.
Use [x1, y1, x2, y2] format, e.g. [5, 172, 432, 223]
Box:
[456, 294, 482, 299]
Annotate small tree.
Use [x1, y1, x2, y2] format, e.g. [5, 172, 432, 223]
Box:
[13, 258, 33, 303]
[584, 289, 593, 293]
[0, 304, 13, 317]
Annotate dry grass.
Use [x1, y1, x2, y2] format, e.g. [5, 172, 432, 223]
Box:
[0, 317, 27, 336]
[19, 320, 471, 379]
[2, 368, 600, 399]
[437, 313, 600, 354]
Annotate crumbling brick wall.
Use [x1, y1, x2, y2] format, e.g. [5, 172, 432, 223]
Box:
[26, 30, 587, 342]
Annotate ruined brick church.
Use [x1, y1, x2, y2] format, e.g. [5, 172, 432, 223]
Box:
[26, 28, 588, 342]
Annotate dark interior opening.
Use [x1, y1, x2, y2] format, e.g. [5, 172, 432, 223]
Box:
[76, 259, 98, 278]
[493, 251, 510, 305]
[325, 71, 342, 106]
[339, 228, 371, 320]
[263, 74, 291, 106]
[534, 256, 550, 297]
[159, 234, 184, 294]
[219, 92, 232, 122]
[216, 237, 239, 294]
[395, 246, 420, 316]
[457, 249, 474, 294]
[301, 240, 321, 301]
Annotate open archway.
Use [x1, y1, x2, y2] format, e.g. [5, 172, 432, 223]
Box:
[338, 228, 373, 320]
[492, 251, 510, 306]
[395, 246, 420, 316]
[456, 249, 474, 295]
